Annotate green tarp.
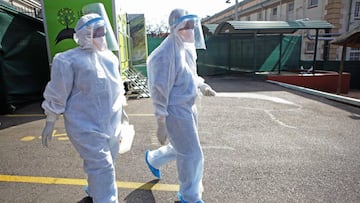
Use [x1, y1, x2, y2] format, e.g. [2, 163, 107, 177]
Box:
[0, 3, 49, 114]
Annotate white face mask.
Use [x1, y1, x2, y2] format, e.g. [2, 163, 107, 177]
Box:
[178, 29, 195, 43]
[93, 36, 107, 51]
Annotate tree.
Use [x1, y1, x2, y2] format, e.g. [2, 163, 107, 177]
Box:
[146, 20, 169, 37]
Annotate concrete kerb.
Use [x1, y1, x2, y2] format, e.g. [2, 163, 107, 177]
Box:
[266, 80, 360, 107]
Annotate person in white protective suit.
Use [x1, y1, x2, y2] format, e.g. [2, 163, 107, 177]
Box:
[41, 13, 126, 203]
[145, 8, 216, 203]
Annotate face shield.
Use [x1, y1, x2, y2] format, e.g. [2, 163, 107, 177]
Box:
[74, 14, 107, 50]
[81, 3, 119, 51]
[171, 14, 206, 50]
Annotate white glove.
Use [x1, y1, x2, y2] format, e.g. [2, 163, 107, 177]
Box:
[199, 83, 216, 96]
[121, 107, 129, 124]
[156, 118, 167, 145]
[42, 110, 59, 147]
[42, 121, 55, 147]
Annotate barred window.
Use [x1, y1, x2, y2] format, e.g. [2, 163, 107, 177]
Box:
[355, 2, 360, 18]
[349, 48, 360, 61]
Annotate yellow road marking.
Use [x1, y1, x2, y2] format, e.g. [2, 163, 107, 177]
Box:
[4, 114, 46, 117]
[20, 136, 36, 141]
[129, 114, 154, 117]
[3, 114, 154, 117]
[0, 175, 179, 191]
[53, 133, 67, 137]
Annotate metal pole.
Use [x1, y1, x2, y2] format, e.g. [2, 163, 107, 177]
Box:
[312, 29, 319, 75]
[235, 0, 239, 20]
[337, 45, 346, 95]
[279, 34, 283, 74]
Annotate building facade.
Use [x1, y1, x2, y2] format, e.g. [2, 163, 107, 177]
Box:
[1, 0, 41, 18]
[202, 0, 360, 61]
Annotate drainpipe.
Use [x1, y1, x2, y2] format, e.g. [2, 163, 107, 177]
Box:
[348, 0, 353, 32]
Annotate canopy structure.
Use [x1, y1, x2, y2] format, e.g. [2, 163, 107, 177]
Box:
[331, 25, 360, 48]
[331, 25, 360, 94]
[202, 20, 334, 74]
[202, 24, 218, 37]
[213, 20, 334, 35]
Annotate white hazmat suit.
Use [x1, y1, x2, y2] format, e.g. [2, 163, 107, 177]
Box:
[41, 13, 125, 203]
[145, 9, 216, 203]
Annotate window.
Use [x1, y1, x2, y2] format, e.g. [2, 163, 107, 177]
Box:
[305, 41, 315, 53]
[258, 12, 263, 20]
[288, 2, 294, 12]
[272, 7, 277, 16]
[247, 16, 251, 21]
[271, 7, 277, 20]
[308, 0, 318, 8]
[287, 2, 295, 21]
[349, 48, 360, 61]
[355, 1, 360, 18]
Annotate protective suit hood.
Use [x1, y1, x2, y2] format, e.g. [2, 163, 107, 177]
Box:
[168, 9, 206, 50]
[74, 13, 106, 50]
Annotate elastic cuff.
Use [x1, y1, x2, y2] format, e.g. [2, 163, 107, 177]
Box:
[45, 110, 59, 122]
[156, 115, 166, 121]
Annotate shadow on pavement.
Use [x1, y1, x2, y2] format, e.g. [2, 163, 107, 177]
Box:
[0, 101, 45, 130]
[124, 179, 159, 203]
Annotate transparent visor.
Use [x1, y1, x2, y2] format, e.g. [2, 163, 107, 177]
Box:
[75, 16, 106, 38]
[173, 15, 206, 49]
[82, 3, 119, 51]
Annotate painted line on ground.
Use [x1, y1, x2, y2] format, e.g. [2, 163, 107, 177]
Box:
[3, 114, 154, 117]
[3, 114, 46, 117]
[0, 174, 179, 191]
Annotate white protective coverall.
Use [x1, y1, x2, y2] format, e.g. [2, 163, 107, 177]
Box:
[145, 9, 216, 203]
[41, 13, 125, 203]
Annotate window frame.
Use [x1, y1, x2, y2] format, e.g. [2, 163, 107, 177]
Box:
[305, 41, 315, 54]
[308, 0, 318, 9]
[272, 7, 278, 16]
[355, 1, 360, 19]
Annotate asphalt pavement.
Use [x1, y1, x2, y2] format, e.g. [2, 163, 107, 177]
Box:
[1, 75, 360, 203]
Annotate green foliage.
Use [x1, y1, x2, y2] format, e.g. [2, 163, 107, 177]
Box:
[57, 8, 76, 28]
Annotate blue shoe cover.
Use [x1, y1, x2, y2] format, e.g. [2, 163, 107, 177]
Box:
[177, 192, 204, 203]
[145, 150, 161, 178]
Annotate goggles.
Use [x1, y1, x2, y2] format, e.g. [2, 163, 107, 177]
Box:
[93, 26, 106, 38]
[179, 20, 195, 31]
